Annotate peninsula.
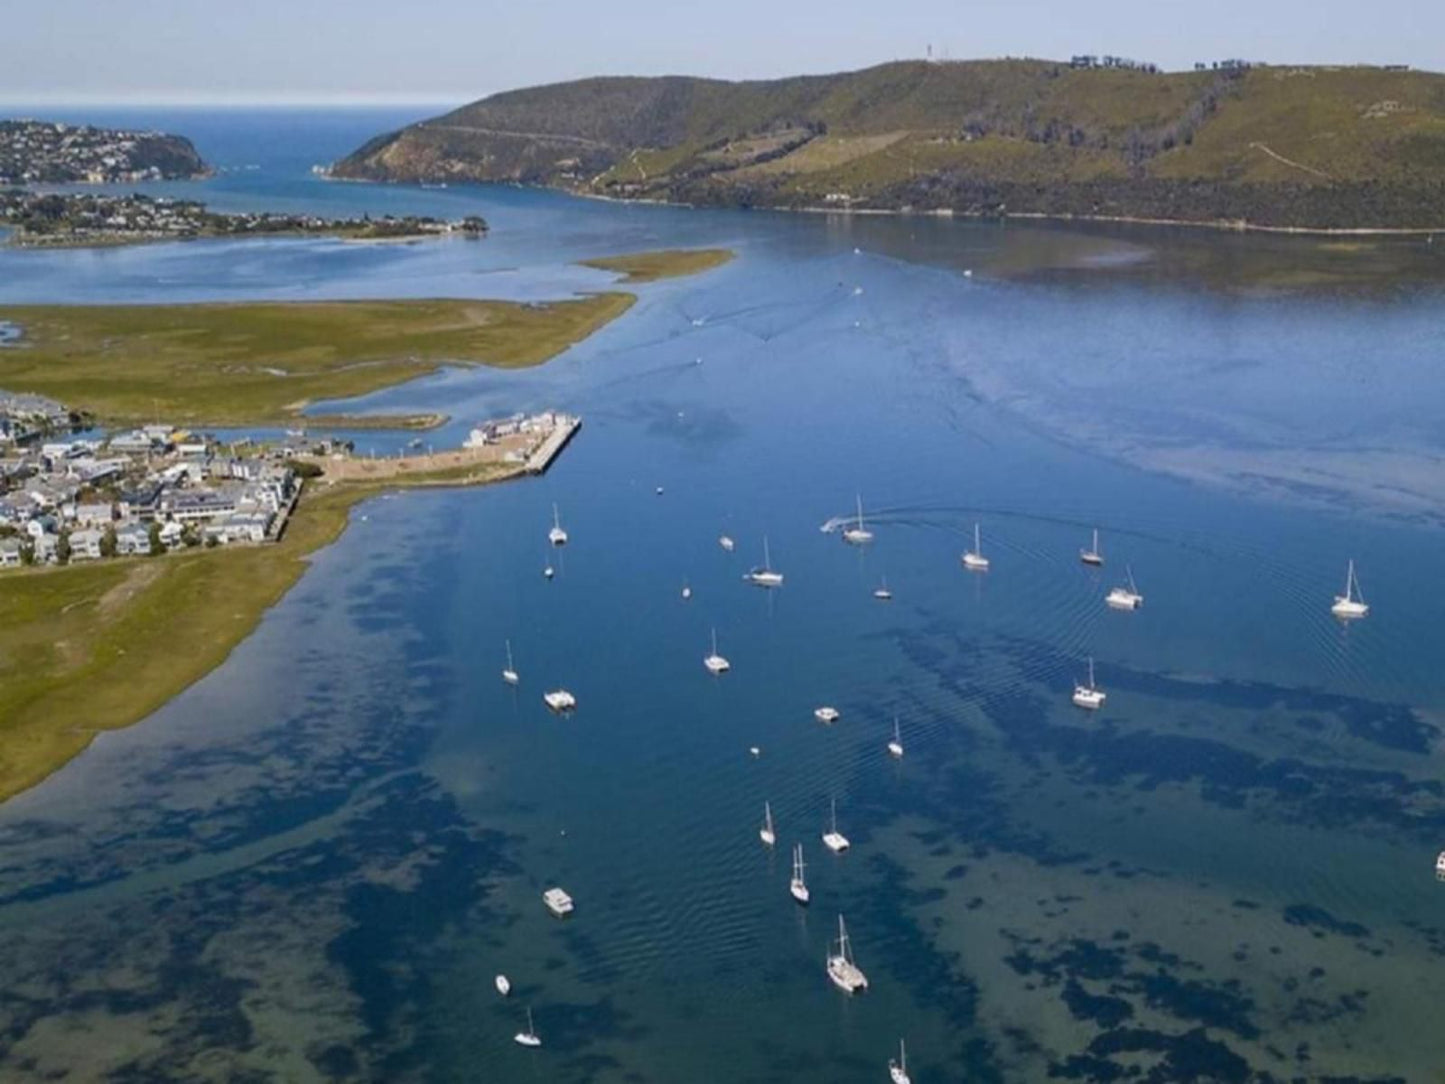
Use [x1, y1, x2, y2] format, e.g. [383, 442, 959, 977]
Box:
[0, 247, 733, 804]
[332, 58, 1445, 232]
[1, 189, 488, 248]
[1, 119, 207, 184]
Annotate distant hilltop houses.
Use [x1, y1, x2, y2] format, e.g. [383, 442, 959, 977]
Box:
[0, 119, 208, 185]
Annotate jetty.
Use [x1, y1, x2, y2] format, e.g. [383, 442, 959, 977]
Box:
[524, 413, 581, 474]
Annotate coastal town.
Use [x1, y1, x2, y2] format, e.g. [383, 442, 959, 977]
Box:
[0, 188, 488, 247]
[0, 119, 207, 185]
[0, 391, 578, 569]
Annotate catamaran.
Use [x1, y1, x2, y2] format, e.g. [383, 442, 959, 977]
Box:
[887, 717, 904, 759]
[889, 1039, 912, 1084]
[843, 494, 875, 545]
[823, 799, 851, 852]
[704, 628, 731, 674]
[814, 706, 840, 724]
[547, 504, 568, 546]
[1331, 559, 1369, 619]
[962, 522, 990, 572]
[744, 536, 785, 587]
[1072, 658, 1106, 710]
[514, 1007, 541, 1047]
[542, 887, 574, 916]
[502, 640, 520, 686]
[790, 843, 811, 904]
[826, 914, 869, 993]
[760, 801, 776, 847]
[1080, 527, 1104, 566]
[543, 689, 576, 712]
[1105, 564, 1143, 610]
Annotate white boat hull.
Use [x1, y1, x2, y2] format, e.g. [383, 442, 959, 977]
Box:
[514, 1033, 541, 1048]
[887, 741, 904, 758]
[962, 553, 989, 571]
[1072, 687, 1106, 710]
[827, 958, 868, 993]
[745, 571, 784, 587]
[502, 670, 519, 685]
[843, 528, 874, 545]
[704, 655, 730, 674]
[823, 831, 850, 853]
[495, 975, 511, 996]
[760, 829, 776, 847]
[791, 882, 810, 905]
[1332, 597, 1369, 619]
[814, 707, 840, 724]
[1106, 590, 1143, 610]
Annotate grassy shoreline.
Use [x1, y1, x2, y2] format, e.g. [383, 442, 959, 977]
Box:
[581, 248, 734, 282]
[0, 246, 732, 803]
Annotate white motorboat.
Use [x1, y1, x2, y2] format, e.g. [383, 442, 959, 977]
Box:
[760, 801, 776, 847]
[1072, 658, 1106, 711]
[1105, 565, 1143, 610]
[681, 582, 692, 600]
[495, 974, 511, 996]
[749, 745, 762, 758]
[887, 717, 904, 759]
[790, 843, 811, 904]
[719, 534, 735, 552]
[873, 576, 893, 601]
[547, 503, 568, 546]
[655, 485, 664, 495]
[1080, 527, 1104, 566]
[543, 563, 555, 580]
[826, 914, 868, 993]
[889, 1038, 912, 1084]
[744, 536, 784, 587]
[543, 689, 577, 712]
[704, 628, 731, 674]
[962, 522, 990, 572]
[842, 494, 875, 545]
[814, 706, 840, 725]
[514, 1007, 541, 1047]
[1331, 559, 1369, 619]
[542, 887, 574, 917]
[822, 799, 851, 853]
[502, 639, 520, 686]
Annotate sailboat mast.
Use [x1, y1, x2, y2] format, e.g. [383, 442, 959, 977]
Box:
[856, 493, 865, 529]
[975, 522, 982, 553]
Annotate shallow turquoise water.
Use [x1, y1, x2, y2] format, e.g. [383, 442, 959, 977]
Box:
[1, 109, 1444, 1082]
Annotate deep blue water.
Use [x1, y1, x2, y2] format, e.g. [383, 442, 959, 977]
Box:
[1, 108, 1444, 1082]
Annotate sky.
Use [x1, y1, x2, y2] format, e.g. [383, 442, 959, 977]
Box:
[4, 0, 1442, 105]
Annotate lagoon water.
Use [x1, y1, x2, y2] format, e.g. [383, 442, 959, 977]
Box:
[2, 108, 1445, 1082]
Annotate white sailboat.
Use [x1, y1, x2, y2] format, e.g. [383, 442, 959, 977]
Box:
[790, 843, 811, 904]
[1080, 527, 1104, 566]
[814, 706, 840, 724]
[744, 536, 784, 587]
[1330, 559, 1369, 619]
[760, 801, 777, 847]
[502, 640, 520, 686]
[843, 494, 875, 545]
[495, 974, 511, 996]
[1072, 658, 1106, 710]
[514, 1007, 542, 1048]
[887, 717, 904, 759]
[873, 576, 893, 601]
[543, 689, 577, 712]
[826, 914, 869, 993]
[1436, 850, 1445, 880]
[547, 503, 568, 546]
[822, 799, 851, 853]
[889, 1039, 912, 1084]
[1105, 564, 1143, 610]
[704, 627, 731, 674]
[962, 522, 990, 572]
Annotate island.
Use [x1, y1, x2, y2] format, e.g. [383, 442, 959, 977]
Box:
[1, 188, 488, 247]
[0, 247, 733, 804]
[331, 58, 1445, 232]
[1, 119, 207, 184]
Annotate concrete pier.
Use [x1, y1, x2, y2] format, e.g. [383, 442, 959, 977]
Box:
[525, 414, 581, 474]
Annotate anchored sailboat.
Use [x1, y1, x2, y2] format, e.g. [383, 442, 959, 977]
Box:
[744, 536, 784, 587]
[962, 522, 989, 572]
[514, 1007, 542, 1048]
[822, 798, 851, 852]
[704, 627, 731, 674]
[887, 717, 904, 759]
[1072, 658, 1106, 710]
[1080, 527, 1104, 566]
[760, 801, 776, 847]
[790, 843, 811, 904]
[889, 1038, 912, 1084]
[1331, 559, 1369, 619]
[843, 494, 875, 545]
[502, 640, 519, 685]
[547, 504, 568, 547]
[1105, 564, 1143, 610]
[826, 914, 869, 993]
[873, 575, 893, 601]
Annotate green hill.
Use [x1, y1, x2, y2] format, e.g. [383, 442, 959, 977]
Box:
[332, 60, 1445, 230]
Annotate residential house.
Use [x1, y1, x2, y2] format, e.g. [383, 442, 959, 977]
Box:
[115, 522, 150, 556]
[0, 537, 22, 567]
[69, 527, 105, 560]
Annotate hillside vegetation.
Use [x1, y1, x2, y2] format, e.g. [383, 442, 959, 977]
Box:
[333, 60, 1445, 230]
